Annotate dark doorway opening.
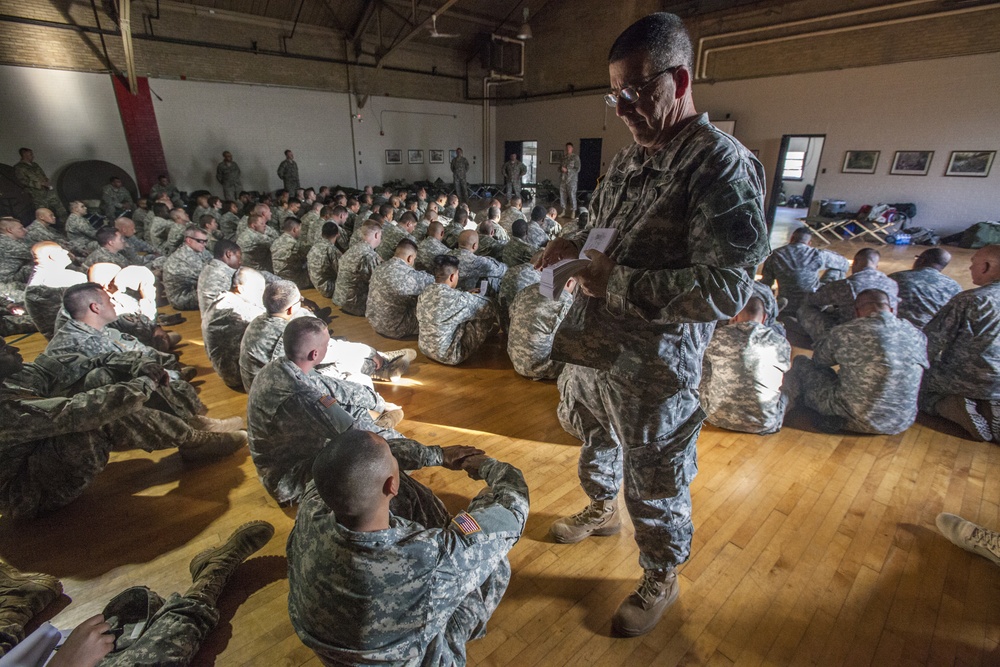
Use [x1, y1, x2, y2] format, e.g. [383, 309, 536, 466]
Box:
[767, 134, 825, 231]
[578, 138, 602, 194]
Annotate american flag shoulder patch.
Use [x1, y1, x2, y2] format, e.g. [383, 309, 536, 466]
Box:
[319, 395, 338, 408]
[452, 512, 481, 536]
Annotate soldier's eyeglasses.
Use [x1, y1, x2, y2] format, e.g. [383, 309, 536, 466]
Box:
[604, 66, 681, 108]
[189, 237, 208, 244]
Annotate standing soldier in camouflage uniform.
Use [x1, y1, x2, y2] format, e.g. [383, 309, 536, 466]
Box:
[449, 230, 507, 293]
[797, 247, 898, 343]
[333, 220, 382, 316]
[0, 335, 244, 519]
[203, 267, 267, 390]
[287, 430, 525, 666]
[367, 238, 434, 339]
[196, 239, 243, 313]
[247, 318, 414, 505]
[539, 14, 770, 636]
[65, 200, 100, 256]
[270, 217, 310, 288]
[216, 151, 242, 201]
[417, 255, 497, 365]
[559, 142, 582, 219]
[786, 289, 927, 434]
[501, 153, 527, 199]
[236, 213, 274, 272]
[0, 520, 272, 664]
[101, 176, 135, 221]
[760, 227, 849, 316]
[451, 147, 471, 203]
[307, 221, 342, 299]
[148, 173, 183, 207]
[277, 149, 300, 193]
[920, 245, 1000, 442]
[507, 279, 575, 380]
[13, 148, 66, 218]
[416, 221, 449, 273]
[0, 219, 33, 302]
[700, 296, 791, 435]
[162, 226, 212, 311]
[889, 247, 962, 329]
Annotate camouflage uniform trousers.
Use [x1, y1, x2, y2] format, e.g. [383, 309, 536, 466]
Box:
[784, 356, 847, 426]
[97, 593, 218, 666]
[559, 364, 703, 570]
[796, 301, 838, 343]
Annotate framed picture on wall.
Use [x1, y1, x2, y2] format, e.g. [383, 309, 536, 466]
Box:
[429, 149, 444, 164]
[945, 150, 995, 177]
[890, 151, 933, 175]
[842, 150, 880, 174]
[408, 149, 424, 164]
[385, 149, 402, 165]
[549, 149, 564, 164]
[449, 150, 458, 163]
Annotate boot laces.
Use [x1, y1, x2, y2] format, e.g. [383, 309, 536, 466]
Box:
[572, 501, 610, 524]
[969, 525, 1000, 556]
[633, 570, 670, 608]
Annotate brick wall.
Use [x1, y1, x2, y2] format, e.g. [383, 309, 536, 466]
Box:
[0, 0, 468, 103]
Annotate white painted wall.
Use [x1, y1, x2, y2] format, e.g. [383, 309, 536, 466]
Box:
[0, 65, 132, 182]
[496, 52, 1000, 235]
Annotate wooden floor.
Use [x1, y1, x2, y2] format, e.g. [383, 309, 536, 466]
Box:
[3, 229, 999, 666]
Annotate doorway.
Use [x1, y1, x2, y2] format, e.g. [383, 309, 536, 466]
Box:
[767, 134, 825, 234]
[577, 138, 603, 209]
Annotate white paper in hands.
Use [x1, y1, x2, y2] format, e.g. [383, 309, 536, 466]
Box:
[539, 228, 617, 299]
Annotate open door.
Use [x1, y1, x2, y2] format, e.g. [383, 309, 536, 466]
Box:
[767, 134, 825, 233]
[578, 138, 603, 202]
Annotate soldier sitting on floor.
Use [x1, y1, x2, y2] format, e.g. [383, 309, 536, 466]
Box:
[287, 430, 526, 666]
[307, 221, 341, 299]
[449, 230, 507, 294]
[507, 276, 576, 380]
[366, 238, 434, 340]
[334, 220, 382, 316]
[889, 247, 962, 330]
[162, 225, 212, 311]
[417, 255, 497, 366]
[271, 217, 311, 289]
[785, 289, 927, 434]
[0, 522, 272, 665]
[415, 221, 449, 274]
[203, 267, 268, 391]
[700, 296, 791, 435]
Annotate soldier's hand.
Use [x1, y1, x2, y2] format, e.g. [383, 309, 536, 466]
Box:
[441, 445, 485, 470]
[460, 454, 490, 479]
[139, 363, 170, 386]
[47, 614, 115, 667]
[578, 250, 615, 299]
[536, 238, 578, 270]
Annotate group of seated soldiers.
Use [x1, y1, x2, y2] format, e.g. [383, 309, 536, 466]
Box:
[3, 162, 999, 665]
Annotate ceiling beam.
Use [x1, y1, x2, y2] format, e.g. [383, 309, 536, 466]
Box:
[350, 0, 379, 58]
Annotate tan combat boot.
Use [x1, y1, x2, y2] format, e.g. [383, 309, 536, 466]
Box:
[185, 521, 275, 607]
[372, 349, 417, 381]
[611, 568, 679, 637]
[374, 407, 404, 430]
[549, 499, 621, 543]
[0, 562, 63, 653]
[189, 414, 246, 433]
[179, 429, 247, 462]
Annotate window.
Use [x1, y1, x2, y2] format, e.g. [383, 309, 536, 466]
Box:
[522, 141, 538, 184]
[783, 151, 805, 180]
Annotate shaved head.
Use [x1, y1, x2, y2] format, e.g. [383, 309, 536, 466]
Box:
[458, 230, 478, 249]
[971, 244, 1000, 286]
[733, 296, 766, 324]
[914, 247, 951, 270]
[855, 288, 891, 318]
[312, 431, 398, 525]
[283, 315, 329, 362]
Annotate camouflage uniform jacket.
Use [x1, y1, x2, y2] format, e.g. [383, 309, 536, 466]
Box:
[889, 267, 962, 329]
[288, 456, 528, 666]
[552, 114, 769, 387]
[417, 283, 496, 365]
[760, 242, 848, 313]
[101, 184, 135, 219]
[203, 291, 266, 389]
[215, 160, 241, 188]
[442, 221, 466, 249]
[66, 213, 99, 255]
[451, 155, 470, 178]
[164, 222, 190, 255]
[501, 237, 536, 268]
[239, 314, 289, 391]
[378, 223, 416, 262]
[0, 235, 33, 290]
[560, 153, 581, 183]
[237, 228, 274, 272]
[147, 216, 173, 249]
[163, 244, 212, 310]
[805, 268, 899, 324]
[501, 160, 527, 188]
[43, 318, 160, 362]
[131, 207, 150, 235]
[277, 159, 300, 192]
[197, 259, 236, 314]
[333, 243, 381, 316]
[367, 258, 435, 339]
[298, 211, 320, 244]
[271, 233, 310, 288]
[82, 247, 130, 270]
[476, 234, 505, 261]
[507, 285, 573, 380]
[24, 221, 67, 248]
[416, 237, 449, 274]
[247, 357, 383, 505]
[448, 248, 506, 291]
[813, 311, 928, 434]
[122, 235, 162, 267]
[219, 212, 241, 240]
[13, 160, 49, 194]
[498, 208, 526, 236]
[307, 240, 341, 299]
[525, 221, 548, 248]
[498, 263, 541, 316]
[923, 281, 1000, 402]
[701, 322, 791, 434]
[148, 182, 181, 206]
